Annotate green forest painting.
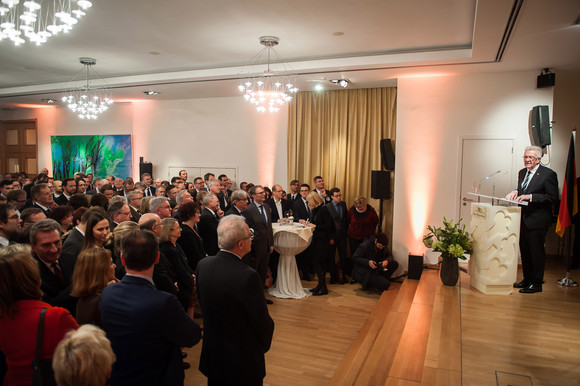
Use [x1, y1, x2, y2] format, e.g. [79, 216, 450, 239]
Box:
[51, 135, 133, 180]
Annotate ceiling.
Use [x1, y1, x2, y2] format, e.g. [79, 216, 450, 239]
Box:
[0, 0, 579, 110]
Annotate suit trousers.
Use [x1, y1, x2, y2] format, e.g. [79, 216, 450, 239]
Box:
[366, 261, 399, 291]
[519, 225, 547, 285]
[329, 236, 348, 275]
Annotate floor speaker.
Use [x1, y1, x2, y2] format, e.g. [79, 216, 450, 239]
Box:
[139, 162, 153, 179]
[408, 254, 423, 280]
[371, 170, 391, 199]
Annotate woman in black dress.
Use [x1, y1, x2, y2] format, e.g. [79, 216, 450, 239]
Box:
[177, 201, 207, 271]
[159, 217, 195, 316]
[300, 191, 334, 296]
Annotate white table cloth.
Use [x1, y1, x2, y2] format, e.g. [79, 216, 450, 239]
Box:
[268, 223, 314, 299]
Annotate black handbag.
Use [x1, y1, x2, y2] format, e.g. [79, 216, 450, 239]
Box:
[31, 308, 57, 386]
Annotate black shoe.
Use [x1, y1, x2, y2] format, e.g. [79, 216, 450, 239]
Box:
[181, 351, 188, 359]
[519, 284, 542, 293]
[309, 285, 321, 293]
[513, 280, 530, 288]
[265, 299, 274, 304]
[350, 279, 357, 284]
[182, 361, 191, 370]
[312, 288, 328, 296]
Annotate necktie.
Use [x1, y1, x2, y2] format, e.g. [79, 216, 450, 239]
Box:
[52, 262, 65, 285]
[259, 205, 267, 223]
[522, 170, 532, 192]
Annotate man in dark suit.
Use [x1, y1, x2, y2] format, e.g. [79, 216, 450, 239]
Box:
[506, 145, 558, 293]
[141, 173, 156, 197]
[127, 190, 143, 222]
[313, 176, 332, 204]
[292, 184, 312, 221]
[30, 219, 77, 314]
[287, 179, 300, 205]
[101, 229, 201, 386]
[265, 184, 290, 223]
[29, 183, 54, 217]
[198, 194, 223, 255]
[243, 185, 274, 301]
[351, 233, 399, 293]
[0, 203, 21, 246]
[197, 215, 274, 385]
[225, 189, 248, 216]
[326, 187, 349, 283]
[54, 177, 76, 206]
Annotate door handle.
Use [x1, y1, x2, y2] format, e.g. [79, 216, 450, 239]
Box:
[463, 197, 473, 202]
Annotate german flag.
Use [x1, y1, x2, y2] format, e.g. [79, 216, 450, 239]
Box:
[556, 133, 577, 237]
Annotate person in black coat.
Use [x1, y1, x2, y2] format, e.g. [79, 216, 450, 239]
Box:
[196, 215, 274, 385]
[159, 218, 195, 313]
[351, 233, 399, 293]
[177, 202, 207, 271]
[301, 192, 334, 296]
[197, 194, 222, 256]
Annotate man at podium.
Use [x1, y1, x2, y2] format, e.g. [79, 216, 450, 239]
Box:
[505, 146, 558, 294]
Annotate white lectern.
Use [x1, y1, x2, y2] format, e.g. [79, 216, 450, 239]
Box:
[468, 196, 522, 295]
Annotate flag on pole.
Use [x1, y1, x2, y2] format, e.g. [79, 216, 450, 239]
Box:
[556, 133, 577, 237]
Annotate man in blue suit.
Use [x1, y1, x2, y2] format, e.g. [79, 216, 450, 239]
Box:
[101, 229, 201, 386]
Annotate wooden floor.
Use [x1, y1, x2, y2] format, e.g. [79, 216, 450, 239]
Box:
[184, 257, 580, 386]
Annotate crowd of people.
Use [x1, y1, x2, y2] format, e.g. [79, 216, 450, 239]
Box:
[0, 168, 398, 385]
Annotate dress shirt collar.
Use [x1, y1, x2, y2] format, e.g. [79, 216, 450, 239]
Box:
[125, 273, 155, 286]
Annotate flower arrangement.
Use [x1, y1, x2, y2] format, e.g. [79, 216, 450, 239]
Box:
[422, 217, 473, 260]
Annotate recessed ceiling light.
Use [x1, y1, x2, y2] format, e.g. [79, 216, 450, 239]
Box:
[143, 91, 160, 95]
[314, 83, 324, 91]
[41, 98, 56, 104]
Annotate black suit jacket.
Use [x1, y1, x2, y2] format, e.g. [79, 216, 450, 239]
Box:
[216, 192, 229, 212]
[197, 251, 274, 384]
[53, 194, 69, 206]
[61, 227, 84, 258]
[517, 165, 558, 230]
[33, 254, 77, 315]
[326, 201, 349, 239]
[198, 208, 220, 256]
[31, 202, 51, 217]
[265, 198, 290, 223]
[292, 197, 311, 221]
[101, 275, 201, 386]
[177, 223, 206, 271]
[225, 205, 243, 216]
[129, 205, 141, 223]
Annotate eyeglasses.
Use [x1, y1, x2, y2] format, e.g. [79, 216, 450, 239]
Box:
[523, 156, 539, 160]
[245, 228, 255, 241]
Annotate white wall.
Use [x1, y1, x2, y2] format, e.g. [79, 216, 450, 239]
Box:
[393, 71, 554, 271]
[0, 96, 288, 188]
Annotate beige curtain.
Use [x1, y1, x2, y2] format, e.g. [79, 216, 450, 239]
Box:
[288, 87, 397, 240]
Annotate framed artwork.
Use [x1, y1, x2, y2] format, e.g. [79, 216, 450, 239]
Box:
[51, 135, 132, 179]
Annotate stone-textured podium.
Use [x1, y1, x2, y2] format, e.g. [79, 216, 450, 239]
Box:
[469, 203, 521, 295]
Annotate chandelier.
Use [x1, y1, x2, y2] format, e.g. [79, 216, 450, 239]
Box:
[61, 57, 113, 120]
[238, 36, 298, 113]
[0, 0, 92, 46]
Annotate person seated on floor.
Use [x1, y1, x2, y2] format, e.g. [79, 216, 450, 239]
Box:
[351, 232, 399, 293]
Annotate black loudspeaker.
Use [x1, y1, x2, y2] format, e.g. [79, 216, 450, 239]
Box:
[537, 73, 555, 88]
[371, 170, 391, 200]
[139, 162, 153, 179]
[380, 139, 395, 170]
[408, 254, 423, 280]
[531, 105, 551, 147]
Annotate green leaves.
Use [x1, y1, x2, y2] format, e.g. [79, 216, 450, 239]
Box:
[422, 217, 473, 260]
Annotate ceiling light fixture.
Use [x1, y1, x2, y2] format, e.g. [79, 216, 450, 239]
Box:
[330, 79, 350, 88]
[61, 57, 113, 120]
[41, 98, 56, 104]
[143, 91, 159, 95]
[314, 83, 324, 91]
[238, 36, 298, 113]
[0, 0, 92, 46]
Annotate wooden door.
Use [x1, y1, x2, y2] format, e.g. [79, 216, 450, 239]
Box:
[0, 120, 38, 177]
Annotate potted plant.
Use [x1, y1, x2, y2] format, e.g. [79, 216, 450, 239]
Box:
[423, 217, 473, 286]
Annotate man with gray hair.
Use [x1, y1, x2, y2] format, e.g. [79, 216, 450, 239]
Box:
[197, 215, 274, 385]
[107, 201, 132, 231]
[225, 189, 248, 216]
[198, 194, 223, 255]
[149, 196, 172, 219]
[506, 145, 558, 293]
[30, 218, 76, 313]
[173, 190, 194, 219]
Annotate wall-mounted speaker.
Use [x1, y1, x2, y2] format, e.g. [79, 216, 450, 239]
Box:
[371, 170, 391, 200]
[531, 105, 551, 147]
[537, 73, 555, 88]
[380, 139, 395, 170]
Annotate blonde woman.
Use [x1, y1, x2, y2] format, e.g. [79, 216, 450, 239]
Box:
[71, 248, 118, 326]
